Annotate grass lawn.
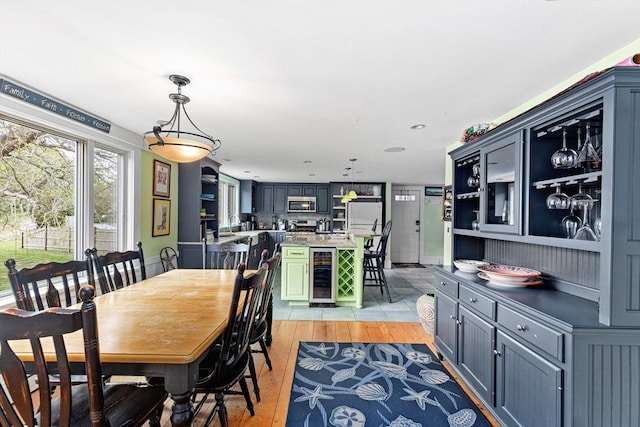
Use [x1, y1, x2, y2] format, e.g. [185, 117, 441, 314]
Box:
[0, 239, 74, 292]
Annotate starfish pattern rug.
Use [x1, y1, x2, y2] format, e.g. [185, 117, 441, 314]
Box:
[286, 342, 491, 427]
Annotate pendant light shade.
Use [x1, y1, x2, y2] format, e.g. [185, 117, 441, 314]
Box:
[144, 75, 221, 163]
[341, 159, 358, 203]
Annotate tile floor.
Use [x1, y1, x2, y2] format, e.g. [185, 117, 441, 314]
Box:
[272, 265, 435, 322]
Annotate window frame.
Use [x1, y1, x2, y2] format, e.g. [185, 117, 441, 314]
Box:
[218, 173, 240, 228]
[0, 89, 141, 255]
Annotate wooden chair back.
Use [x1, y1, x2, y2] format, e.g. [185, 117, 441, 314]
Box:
[255, 246, 281, 330]
[364, 218, 378, 250]
[0, 285, 109, 426]
[4, 258, 90, 311]
[375, 220, 393, 257]
[204, 238, 252, 270]
[88, 242, 146, 293]
[214, 263, 268, 382]
[159, 246, 178, 272]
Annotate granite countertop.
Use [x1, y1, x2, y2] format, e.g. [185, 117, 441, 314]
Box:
[281, 234, 357, 248]
[210, 230, 265, 245]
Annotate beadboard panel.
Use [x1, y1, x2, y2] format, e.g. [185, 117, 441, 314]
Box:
[629, 90, 640, 242]
[485, 240, 600, 289]
[574, 336, 640, 427]
[627, 255, 640, 312]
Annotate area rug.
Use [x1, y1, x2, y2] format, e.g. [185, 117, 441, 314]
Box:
[286, 342, 491, 427]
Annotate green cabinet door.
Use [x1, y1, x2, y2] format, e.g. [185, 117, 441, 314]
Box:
[281, 247, 309, 302]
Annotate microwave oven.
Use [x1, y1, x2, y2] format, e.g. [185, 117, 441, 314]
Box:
[287, 196, 317, 213]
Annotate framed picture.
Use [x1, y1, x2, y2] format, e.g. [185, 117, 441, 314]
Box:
[153, 160, 171, 197]
[425, 186, 443, 197]
[152, 198, 171, 237]
[442, 185, 453, 221]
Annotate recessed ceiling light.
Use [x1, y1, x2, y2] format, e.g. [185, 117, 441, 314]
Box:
[410, 124, 426, 130]
[309, 173, 316, 176]
[303, 160, 312, 163]
[253, 175, 260, 178]
[222, 158, 231, 162]
[244, 170, 251, 173]
[384, 147, 406, 153]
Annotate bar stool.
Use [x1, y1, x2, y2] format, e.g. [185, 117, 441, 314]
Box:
[363, 220, 392, 303]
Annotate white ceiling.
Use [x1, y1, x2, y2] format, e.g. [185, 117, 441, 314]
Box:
[1, 1, 638, 185]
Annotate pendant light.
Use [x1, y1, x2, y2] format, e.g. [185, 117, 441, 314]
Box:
[341, 158, 358, 203]
[144, 75, 221, 163]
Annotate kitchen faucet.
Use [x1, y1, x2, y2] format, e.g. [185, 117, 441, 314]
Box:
[227, 215, 240, 231]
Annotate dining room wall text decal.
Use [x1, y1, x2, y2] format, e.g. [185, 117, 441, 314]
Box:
[0, 78, 111, 133]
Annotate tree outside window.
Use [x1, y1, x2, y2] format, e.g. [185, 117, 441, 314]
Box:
[0, 117, 123, 292]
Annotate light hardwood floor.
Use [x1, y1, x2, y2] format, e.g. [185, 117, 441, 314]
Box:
[158, 320, 500, 427]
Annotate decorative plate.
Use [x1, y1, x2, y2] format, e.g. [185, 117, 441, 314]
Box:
[477, 264, 541, 282]
[453, 259, 490, 273]
[477, 271, 543, 287]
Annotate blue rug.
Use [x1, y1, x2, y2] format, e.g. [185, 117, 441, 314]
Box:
[286, 342, 491, 427]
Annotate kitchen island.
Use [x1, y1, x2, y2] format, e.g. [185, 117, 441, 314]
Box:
[280, 233, 369, 308]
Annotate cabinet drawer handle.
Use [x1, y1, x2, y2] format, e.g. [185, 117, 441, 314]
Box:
[493, 349, 501, 357]
[449, 315, 456, 320]
[456, 320, 461, 325]
[516, 324, 528, 332]
[469, 297, 477, 303]
[440, 281, 446, 286]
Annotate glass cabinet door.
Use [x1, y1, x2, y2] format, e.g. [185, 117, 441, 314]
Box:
[480, 132, 522, 234]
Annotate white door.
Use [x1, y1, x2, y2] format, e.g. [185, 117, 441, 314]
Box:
[391, 188, 421, 264]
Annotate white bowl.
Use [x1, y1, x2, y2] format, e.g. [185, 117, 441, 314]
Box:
[453, 259, 490, 273]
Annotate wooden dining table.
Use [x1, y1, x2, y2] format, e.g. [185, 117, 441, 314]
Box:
[11, 268, 249, 427]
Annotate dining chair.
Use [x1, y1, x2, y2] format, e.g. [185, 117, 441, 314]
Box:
[4, 258, 90, 311]
[246, 246, 282, 401]
[87, 241, 146, 294]
[203, 237, 252, 270]
[193, 262, 268, 427]
[159, 246, 179, 272]
[363, 219, 393, 303]
[4, 257, 100, 393]
[0, 285, 167, 427]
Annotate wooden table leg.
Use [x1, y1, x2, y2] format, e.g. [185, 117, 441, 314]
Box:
[169, 391, 194, 427]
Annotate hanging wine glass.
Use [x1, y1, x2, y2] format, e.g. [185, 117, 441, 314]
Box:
[551, 128, 577, 169]
[467, 175, 479, 188]
[574, 200, 599, 241]
[472, 163, 480, 177]
[570, 183, 593, 210]
[575, 123, 601, 170]
[594, 216, 602, 241]
[561, 206, 582, 239]
[592, 127, 602, 170]
[471, 210, 480, 231]
[546, 185, 570, 209]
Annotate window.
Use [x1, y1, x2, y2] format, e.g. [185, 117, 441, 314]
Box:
[92, 146, 123, 253]
[0, 115, 130, 293]
[218, 173, 239, 228]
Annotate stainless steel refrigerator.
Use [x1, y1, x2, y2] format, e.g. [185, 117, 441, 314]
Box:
[347, 201, 383, 247]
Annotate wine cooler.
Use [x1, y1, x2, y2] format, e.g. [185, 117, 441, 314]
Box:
[309, 247, 336, 305]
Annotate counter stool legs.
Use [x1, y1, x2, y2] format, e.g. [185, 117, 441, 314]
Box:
[364, 254, 392, 303]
